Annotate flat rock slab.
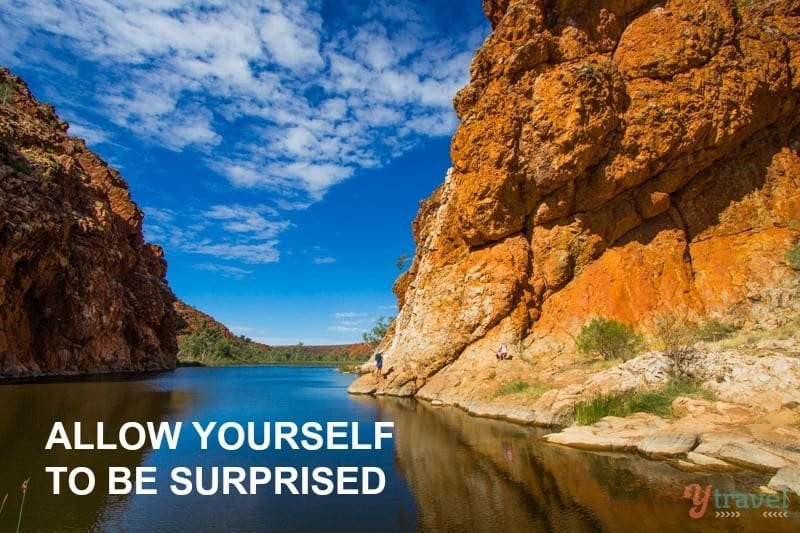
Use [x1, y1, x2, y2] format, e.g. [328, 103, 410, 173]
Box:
[543, 426, 638, 451]
[694, 434, 795, 473]
[543, 413, 668, 452]
[637, 433, 698, 459]
[462, 401, 539, 424]
[684, 452, 741, 472]
[768, 466, 800, 496]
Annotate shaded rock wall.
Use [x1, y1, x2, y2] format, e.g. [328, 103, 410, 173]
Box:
[0, 68, 178, 376]
[352, 0, 800, 396]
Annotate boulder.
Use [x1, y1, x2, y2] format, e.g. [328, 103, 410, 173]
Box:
[637, 433, 698, 459]
[768, 466, 800, 496]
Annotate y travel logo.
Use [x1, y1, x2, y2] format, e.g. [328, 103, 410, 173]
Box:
[683, 484, 791, 519]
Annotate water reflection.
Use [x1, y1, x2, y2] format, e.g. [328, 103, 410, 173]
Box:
[0, 375, 193, 532]
[371, 397, 799, 533]
[1, 369, 797, 532]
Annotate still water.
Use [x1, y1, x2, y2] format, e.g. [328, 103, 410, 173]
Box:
[0, 366, 796, 532]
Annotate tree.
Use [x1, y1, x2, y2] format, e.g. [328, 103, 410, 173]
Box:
[363, 316, 392, 347]
[396, 253, 410, 270]
[1, 82, 13, 107]
[652, 315, 697, 377]
[576, 317, 643, 361]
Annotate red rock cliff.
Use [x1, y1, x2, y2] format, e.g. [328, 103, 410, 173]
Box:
[0, 68, 178, 377]
[352, 0, 800, 396]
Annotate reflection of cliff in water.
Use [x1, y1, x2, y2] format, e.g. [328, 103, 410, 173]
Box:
[375, 397, 796, 533]
[0, 375, 193, 533]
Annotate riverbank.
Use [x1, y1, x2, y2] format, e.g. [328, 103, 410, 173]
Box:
[9, 365, 786, 531]
[350, 331, 800, 497]
[178, 360, 364, 369]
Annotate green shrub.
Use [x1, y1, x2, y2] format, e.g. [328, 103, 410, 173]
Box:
[576, 318, 643, 361]
[362, 316, 392, 347]
[574, 393, 628, 425]
[653, 315, 698, 377]
[661, 377, 716, 400]
[787, 244, 800, 270]
[573, 378, 714, 425]
[653, 315, 692, 351]
[693, 320, 738, 342]
[492, 379, 530, 398]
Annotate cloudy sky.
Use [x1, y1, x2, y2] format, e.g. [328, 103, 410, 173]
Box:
[1, 0, 488, 345]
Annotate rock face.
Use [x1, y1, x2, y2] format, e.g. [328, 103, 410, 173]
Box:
[174, 300, 238, 342]
[0, 68, 178, 376]
[351, 0, 800, 397]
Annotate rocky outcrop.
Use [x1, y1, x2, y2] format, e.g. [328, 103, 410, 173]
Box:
[351, 0, 800, 398]
[770, 466, 800, 496]
[175, 300, 238, 342]
[543, 412, 800, 483]
[0, 68, 178, 376]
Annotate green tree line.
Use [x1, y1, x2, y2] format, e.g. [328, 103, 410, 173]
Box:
[178, 321, 370, 367]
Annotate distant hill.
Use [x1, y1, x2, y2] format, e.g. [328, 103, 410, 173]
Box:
[274, 343, 375, 359]
[174, 300, 271, 351]
[174, 300, 236, 340]
[175, 301, 372, 365]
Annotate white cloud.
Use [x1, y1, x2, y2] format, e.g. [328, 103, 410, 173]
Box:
[328, 308, 376, 337]
[67, 120, 110, 146]
[142, 204, 289, 264]
[313, 257, 336, 264]
[336, 319, 365, 327]
[204, 204, 287, 238]
[333, 312, 365, 319]
[2, 0, 487, 204]
[329, 326, 361, 332]
[259, 10, 323, 70]
[185, 240, 280, 264]
[194, 263, 254, 279]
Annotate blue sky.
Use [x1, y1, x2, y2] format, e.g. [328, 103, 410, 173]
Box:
[1, 0, 489, 345]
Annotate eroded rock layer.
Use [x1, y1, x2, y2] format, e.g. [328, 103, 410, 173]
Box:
[352, 0, 800, 396]
[0, 68, 178, 376]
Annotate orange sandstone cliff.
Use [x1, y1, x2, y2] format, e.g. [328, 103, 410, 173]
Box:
[0, 68, 178, 376]
[350, 0, 800, 398]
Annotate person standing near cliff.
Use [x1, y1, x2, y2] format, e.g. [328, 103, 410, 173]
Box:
[374, 352, 383, 378]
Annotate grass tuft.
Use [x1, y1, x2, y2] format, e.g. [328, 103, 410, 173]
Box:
[493, 379, 530, 398]
[693, 320, 739, 342]
[573, 378, 714, 425]
[492, 379, 550, 401]
[16, 478, 28, 533]
[718, 316, 800, 350]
